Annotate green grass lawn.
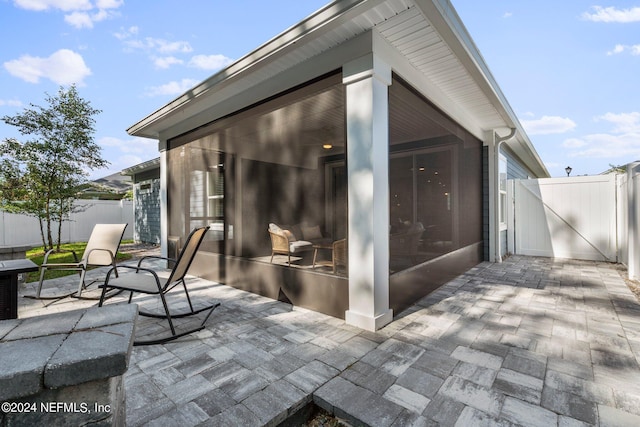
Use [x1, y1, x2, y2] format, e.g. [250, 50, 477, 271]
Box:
[26, 241, 133, 283]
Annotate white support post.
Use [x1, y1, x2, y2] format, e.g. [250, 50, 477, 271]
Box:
[159, 148, 169, 260]
[628, 162, 640, 280]
[343, 53, 393, 331]
[485, 131, 498, 262]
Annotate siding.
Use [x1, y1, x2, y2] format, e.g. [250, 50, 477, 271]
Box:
[503, 147, 533, 180]
[134, 178, 161, 244]
[501, 146, 534, 257]
[483, 145, 537, 260]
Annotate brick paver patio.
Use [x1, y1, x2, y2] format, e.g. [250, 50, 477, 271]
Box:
[16, 255, 640, 426]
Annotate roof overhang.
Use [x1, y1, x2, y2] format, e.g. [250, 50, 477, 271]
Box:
[121, 157, 160, 176]
[128, 0, 548, 177]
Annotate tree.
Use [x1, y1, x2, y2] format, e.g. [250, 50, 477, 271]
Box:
[0, 85, 108, 251]
[608, 164, 627, 174]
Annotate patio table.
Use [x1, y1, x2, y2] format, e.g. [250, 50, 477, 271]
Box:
[312, 242, 334, 270]
[0, 259, 38, 319]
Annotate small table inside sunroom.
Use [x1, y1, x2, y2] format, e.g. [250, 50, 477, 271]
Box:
[312, 243, 334, 270]
[0, 259, 38, 320]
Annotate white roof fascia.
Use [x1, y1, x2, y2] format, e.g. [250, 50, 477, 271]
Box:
[155, 31, 376, 142]
[128, 0, 548, 177]
[128, 0, 386, 139]
[121, 157, 160, 176]
[414, 0, 549, 177]
[371, 28, 486, 141]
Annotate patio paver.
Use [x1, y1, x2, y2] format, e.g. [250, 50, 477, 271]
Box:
[13, 255, 640, 426]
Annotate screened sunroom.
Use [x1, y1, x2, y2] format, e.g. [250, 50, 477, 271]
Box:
[128, 0, 547, 330]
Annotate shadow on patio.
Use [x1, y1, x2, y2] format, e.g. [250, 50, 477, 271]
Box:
[14, 255, 640, 426]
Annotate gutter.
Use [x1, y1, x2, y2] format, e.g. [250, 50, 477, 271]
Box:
[494, 128, 516, 263]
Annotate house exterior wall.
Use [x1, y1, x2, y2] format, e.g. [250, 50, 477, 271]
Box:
[164, 72, 350, 319]
[131, 168, 161, 244]
[160, 64, 484, 324]
[128, 3, 548, 328]
[500, 146, 535, 257]
[387, 75, 483, 316]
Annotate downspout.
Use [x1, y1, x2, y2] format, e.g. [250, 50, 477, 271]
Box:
[494, 128, 516, 263]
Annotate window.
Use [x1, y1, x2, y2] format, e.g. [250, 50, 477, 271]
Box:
[138, 181, 152, 194]
[166, 72, 345, 261]
[207, 167, 224, 218]
[499, 154, 507, 229]
[388, 76, 482, 273]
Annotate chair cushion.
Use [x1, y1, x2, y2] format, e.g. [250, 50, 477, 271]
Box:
[282, 230, 296, 242]
[289, 240, 313, 253]
[302, 225, 323, 240]
[269, 223, 283, 233]
[289, 224, 302, 242]
[269, 223, 300, 241]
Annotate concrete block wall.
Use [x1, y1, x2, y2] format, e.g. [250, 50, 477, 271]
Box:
[0, 305, 137, 426]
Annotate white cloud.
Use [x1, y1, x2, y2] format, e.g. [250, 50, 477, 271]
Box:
[607, 44, 626, 55]
[117, 154, 144, 169]
[65, 8, 118, 29]
[564, 111, 640, 159]
[95, 0, 122, 9]
[13, 0, 122, 28]
[114, 26, 139, 40]
[521, 115, 577, 135]
[155, 40, 192, 54]
[503, 12, 513, 19]
[94, 135, 157, 178]
[122, 37, 193, 55]
[154, 56, 184, 69]
[582, 6, 640, 23]
[607, 44, 640, 56]
[598, 112, 640, 133]
[0, 99, 23, 107]
[116, 30, 196, 70]
[3, 49, 91, 85]
[99, 136, 157, 154]
[145, 78, 200, 97]
[568, 133, 640, 158]
[13, 0, 91, 12]
[562, 138, 587, 148]
[189, 54, 234, 71]
[65, 11, 94, 28]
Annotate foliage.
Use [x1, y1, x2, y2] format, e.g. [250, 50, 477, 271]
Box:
[608, 163, 627, 174]
[0, 85, 108, 251]
[26, 241, 133, 282]
[123, 189, 134, 200]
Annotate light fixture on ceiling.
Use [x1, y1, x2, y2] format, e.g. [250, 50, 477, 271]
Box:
[323, 144, 333, 150]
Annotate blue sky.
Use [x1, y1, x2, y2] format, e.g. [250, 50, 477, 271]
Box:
[0, 1, 638, 179]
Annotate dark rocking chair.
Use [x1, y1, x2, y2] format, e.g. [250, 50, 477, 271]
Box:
[98, 226, 220, 345]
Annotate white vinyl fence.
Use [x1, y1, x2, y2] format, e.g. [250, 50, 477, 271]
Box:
[512, 175, 617, 262]
[0, 200, 133, 248]
[510, 161, 640, 281]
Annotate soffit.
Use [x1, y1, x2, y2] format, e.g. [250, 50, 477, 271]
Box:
[128, 0, 547, 176]
[129, 0, 501, 138]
